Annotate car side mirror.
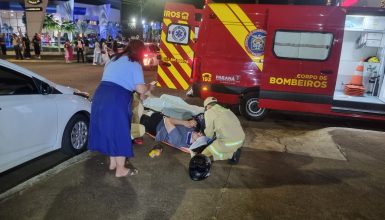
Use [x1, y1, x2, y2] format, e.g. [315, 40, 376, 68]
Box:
[41, 82, 53, 95]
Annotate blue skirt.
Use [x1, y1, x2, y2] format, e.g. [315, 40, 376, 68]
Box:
[88, 81, 134, 157]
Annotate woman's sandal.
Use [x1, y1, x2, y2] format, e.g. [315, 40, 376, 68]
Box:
[128, 168, 138, 176]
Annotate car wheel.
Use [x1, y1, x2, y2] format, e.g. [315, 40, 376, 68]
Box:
[239, 92, 268, 121]
[61, 114, 89, 156]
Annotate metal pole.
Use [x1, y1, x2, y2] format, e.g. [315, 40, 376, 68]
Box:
[140, 0, 143, 25]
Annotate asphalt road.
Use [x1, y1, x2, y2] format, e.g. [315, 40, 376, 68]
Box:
[1, 60, 385, 219]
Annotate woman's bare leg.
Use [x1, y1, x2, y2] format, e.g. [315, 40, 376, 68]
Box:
[115, 156, 129, 177]
[109, 157, 117, 170]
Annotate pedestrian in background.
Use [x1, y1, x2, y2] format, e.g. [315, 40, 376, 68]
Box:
[112, 40, 118, 54]
[76, 36, 85, 63]
[100, 39, 110, 65]
[92, 40, 101, 65]
[22, 34, 31, 59]
[32, 33, 41, 59]
[83, 35, 89, 55]
[64, 39, 73, 63]
[0, 34, 6, 56]
[12, 33, 23, 60]
[88, 39, 153, 177]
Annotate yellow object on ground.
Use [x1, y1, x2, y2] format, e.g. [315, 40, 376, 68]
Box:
[148, 148, 163, 158]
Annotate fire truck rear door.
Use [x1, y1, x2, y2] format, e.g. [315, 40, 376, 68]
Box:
[157, 3, 198, 91]
[260, 6, 345, 114]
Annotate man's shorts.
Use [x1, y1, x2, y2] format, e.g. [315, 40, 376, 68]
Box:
[167, 125, 193, 148]
[155, 118, 194, 148]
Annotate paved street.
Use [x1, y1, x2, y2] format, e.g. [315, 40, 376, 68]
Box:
[1, 61, 385, 219]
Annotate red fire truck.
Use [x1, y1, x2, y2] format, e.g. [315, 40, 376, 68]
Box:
[157, 2, 385, 121]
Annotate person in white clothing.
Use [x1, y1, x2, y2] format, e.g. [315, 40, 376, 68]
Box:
[93, 40, 101, 65]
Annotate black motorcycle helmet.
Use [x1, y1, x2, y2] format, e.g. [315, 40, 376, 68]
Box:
[189, 154, 211, 181]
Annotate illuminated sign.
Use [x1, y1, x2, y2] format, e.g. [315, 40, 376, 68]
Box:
[27, 0, 42, 5]
[269, 74, 328, 89]
[164, 10, 189, 20]
[25, 7, 42, 12]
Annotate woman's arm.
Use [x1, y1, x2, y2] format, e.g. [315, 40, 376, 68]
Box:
[135, 83, 154, 100]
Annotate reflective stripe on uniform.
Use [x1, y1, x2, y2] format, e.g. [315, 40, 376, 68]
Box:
[209, 145, 224, 160]
[224, 140, 244, 147]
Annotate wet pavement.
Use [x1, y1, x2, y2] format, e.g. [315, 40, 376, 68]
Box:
[1, 62, 385, 219]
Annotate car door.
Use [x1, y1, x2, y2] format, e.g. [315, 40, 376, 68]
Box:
[0, 67, 58, 173]
[260, 6, 345, 114]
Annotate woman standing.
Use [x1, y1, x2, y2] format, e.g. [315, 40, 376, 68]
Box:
[64, 40, 73, 63]
[88, 39, 153, 177]
[12, 33, 23, 60]
[0, 33, 7, 56]
[92, 40, 101, 65]
[32, 33, 41, 59]
[22, 34, 32, 59]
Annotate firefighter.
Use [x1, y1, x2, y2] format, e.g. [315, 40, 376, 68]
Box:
[202, 97, 245, 164]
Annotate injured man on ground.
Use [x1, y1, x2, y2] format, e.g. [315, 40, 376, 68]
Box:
[137, 94, 245, 163]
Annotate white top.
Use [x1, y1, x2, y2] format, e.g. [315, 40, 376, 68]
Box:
[94, 42, 101, 53]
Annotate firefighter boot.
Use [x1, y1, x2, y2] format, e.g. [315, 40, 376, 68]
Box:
[228, 148, 242, 165]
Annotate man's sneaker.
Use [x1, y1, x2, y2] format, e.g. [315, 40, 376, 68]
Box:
[228, 148, 241, 165]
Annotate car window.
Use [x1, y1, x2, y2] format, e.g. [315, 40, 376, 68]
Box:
[0, 66, 38, 95]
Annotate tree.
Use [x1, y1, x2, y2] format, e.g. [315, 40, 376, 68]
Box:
[43, 14, 61, 52]
[61, 21, 76, 40]
[43, 14, 76, 53]
[106, 22, 121, 40]
[43, 14, 59, 31]
[76, 20, 89, 37]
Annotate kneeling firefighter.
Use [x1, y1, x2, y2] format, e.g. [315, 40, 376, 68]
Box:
[201, 97, 245, 164]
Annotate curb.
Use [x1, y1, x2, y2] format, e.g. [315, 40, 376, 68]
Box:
[0, 151, 95, 202]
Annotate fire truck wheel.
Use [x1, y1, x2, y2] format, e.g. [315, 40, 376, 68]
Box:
[240, 93, 268, 121]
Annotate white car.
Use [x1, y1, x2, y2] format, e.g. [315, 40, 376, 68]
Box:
[0, 60, 91, 173]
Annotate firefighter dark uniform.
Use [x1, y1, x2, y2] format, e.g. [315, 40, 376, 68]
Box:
[202, 97, 245, 161]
